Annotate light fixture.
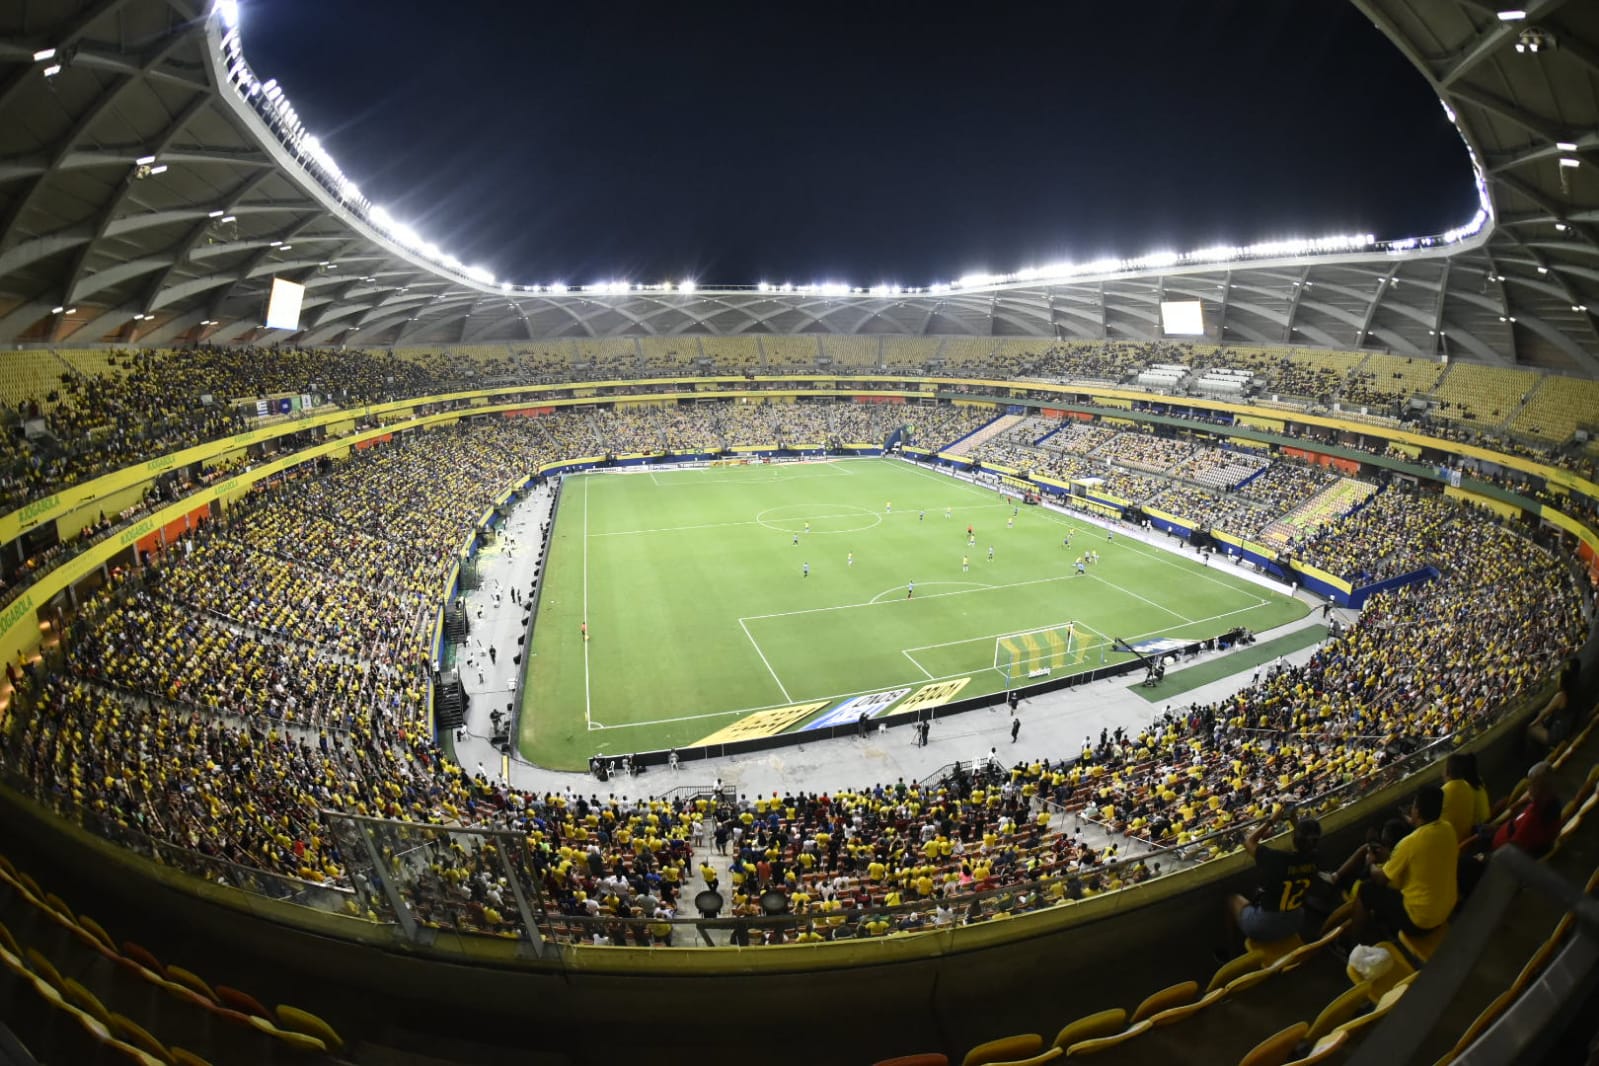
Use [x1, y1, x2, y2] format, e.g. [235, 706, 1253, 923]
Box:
[136, 155, 156, 166]
[208, 209, 224, 218]
[1537, 266, 1549, 273]
[32, 48, 57, 61]
[1497, 9, 1527, 20]
[1556, 141, 1578, 151]
[220, 215, 235, 223]
[51, 306, 64, 314]
[1558, 157, 1580, 168]
[148, 164, 167, 175]
[1554, 222, 1568, 231]
[41, 64, 61, 78]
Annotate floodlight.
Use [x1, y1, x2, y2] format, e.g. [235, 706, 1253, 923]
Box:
[148, 165, 167, 175]
[1557, 141, 1578, 151]
[1558, 157, 1580, 168]
[33, 49, 56, 61]
[42, 64, 61, 77]
[215, 0, 239, 27]
[136, 155, 156, 165]
[51, 306, 63, 314]
[678, 280, 696, 293]
[1497, 9, 1526, 20]
[208, 209, 224, 217]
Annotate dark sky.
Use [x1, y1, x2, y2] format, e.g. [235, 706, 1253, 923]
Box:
[241, 0, 1479, 288]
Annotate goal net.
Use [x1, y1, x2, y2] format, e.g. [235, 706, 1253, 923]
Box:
[994, 621, 1081, 681]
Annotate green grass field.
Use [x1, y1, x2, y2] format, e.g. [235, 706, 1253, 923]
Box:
[519, 457, 1307, 768]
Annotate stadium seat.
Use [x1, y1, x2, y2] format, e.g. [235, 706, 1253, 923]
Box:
[1130, 979, 1199, 1023]
[1050, 1007, 1126, 1049]
[1145, 987, 1225, 1028]
[246, 1014, 328, 1053]
[24, 947, 65, 991]
[0, 920, 20, 958]
[169, 1048, 215, 1066]
[962, 1033, 1044, 1066]
[1204, 951, 1263, 994]
[62, 977, 114, 1026]
[1398, 924, 1448, 965]
[1236, 1022, 1309, 1066]
[1306, 981, 1373, 1043]
[276, 1003, 344, 1052]
[214, 984, 272, 1019]
[1244, 934, 1303, 966]
[1280, 1031, 1347, 1065]
[110, 1012, 177, 1065]
[122, 941, 166, 977]
[1063, 1019, 1151, 1057]
[1347, 942, 1412, 1002]
[871, 1054, 950, 1066]
[75, 914, 117, 952]
[164, 966, 218, 1004]
[986, 1050, 1062, 1066]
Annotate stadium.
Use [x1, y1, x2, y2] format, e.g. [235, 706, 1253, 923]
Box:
[0, 0, 1598, 1064]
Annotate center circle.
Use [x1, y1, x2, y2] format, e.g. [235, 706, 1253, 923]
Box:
[755, 504, 884, 535]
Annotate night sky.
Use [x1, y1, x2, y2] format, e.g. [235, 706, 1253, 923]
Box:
[241, 0, 1479, 289]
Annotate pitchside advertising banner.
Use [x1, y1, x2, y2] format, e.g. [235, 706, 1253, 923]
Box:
[801, 688, 911, 731]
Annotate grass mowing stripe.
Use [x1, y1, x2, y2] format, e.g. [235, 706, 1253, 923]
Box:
[1128, 624, 1329, 702]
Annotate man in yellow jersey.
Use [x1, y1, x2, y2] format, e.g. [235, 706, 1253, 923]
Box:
[1358, 784, 1457, 938]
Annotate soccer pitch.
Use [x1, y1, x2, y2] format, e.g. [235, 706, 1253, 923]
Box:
[519, 457, 1307, 769]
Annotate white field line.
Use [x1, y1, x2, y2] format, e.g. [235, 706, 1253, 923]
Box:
[590, 511, 871, 538]
[901, 648, 936, 680]
[739, 617, 793, 703]
[1086, 573, 1193, 623]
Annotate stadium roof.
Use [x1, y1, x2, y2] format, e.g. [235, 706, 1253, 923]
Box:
[0, 0, 1595, 374]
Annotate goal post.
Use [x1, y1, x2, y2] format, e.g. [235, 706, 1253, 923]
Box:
[994, 621, 1081, 686]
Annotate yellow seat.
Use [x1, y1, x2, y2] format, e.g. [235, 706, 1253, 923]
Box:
[247, 1015, 328, 1053]
[164, 965, 218, 1004]
[63, 977, 114, 1026]
[169, 1048, 214, 1066]
[110, 1012, 176, 1066]
[0, 920, 20, 958]
[1399, 924, 1448, 964]
[1237, 1021, 1309, 1066]
[75, 914, 116, 952]
[23, 946, 65, 991]
[1306, 981, 1373, 1043]
[963, 1034, 1044, 1066]
[1147, 987, 1225, 1027]
[1347, 942, 1413, 1001]
[1051, 1008, 1126, 1049]
[1064, 1019, 1152, 1056]
[1281, 1031, 1347, 1065]
[276, 1003, 344, 1052]
[1206, 951, 1264, 995]
[1131, 979, 1198, 1023]
[1245, 933, 1304, 966]
[987, 1050, 1063, 1066]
